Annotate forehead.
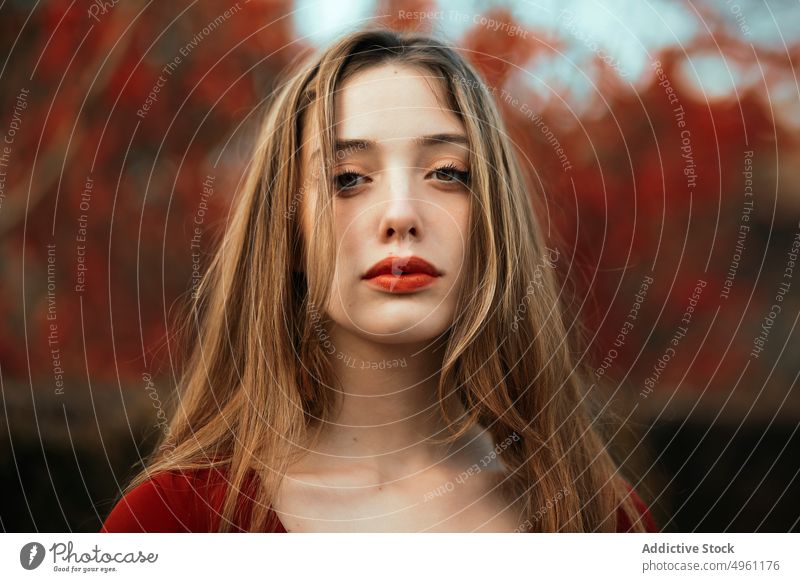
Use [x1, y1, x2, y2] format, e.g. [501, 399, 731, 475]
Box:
[299, 63, 466, 166]
[334, 63, 461, 136]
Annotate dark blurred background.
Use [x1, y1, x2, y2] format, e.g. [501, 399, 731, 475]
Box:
[1, 0, 799, 532]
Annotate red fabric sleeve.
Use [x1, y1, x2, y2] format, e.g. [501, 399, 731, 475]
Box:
[100, 470, 223, 533]
[617, 485, 659, 532]
[101, 472, 193, 532]
[100, 468, 284, 533]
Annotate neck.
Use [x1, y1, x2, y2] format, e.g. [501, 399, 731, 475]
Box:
[313, 323, 466, 466]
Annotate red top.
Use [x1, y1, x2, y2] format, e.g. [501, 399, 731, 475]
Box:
[100, 468, 658, 533]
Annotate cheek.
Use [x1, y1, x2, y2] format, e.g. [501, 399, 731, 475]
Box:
[331, 203, 365, 277]
[438, 200, 470, 304]
[439, 198, 471, 257]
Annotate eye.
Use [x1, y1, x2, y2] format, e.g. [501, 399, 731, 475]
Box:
[429, 162, 470, 187]
[333, 170, 369, 193]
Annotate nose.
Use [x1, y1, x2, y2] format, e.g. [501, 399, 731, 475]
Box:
[377, 169, 421, 243]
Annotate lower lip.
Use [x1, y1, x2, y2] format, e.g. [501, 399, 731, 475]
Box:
[364, 273, 438, 293]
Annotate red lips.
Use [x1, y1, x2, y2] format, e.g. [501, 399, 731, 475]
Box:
[362, 256, 441, 293]
[362, 255, 441, 279]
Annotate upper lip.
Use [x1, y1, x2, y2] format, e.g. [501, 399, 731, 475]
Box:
[362, 255, 441, 279]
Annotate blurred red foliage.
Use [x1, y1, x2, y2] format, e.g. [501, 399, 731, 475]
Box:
[1, 1, 797, 402]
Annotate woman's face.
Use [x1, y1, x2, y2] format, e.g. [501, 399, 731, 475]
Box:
[299, 63, 472, 345]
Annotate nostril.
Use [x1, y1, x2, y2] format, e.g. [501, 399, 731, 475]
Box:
[384, 226, 417, 240]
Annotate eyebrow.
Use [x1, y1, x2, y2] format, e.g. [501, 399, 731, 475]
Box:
[311, 133, 469, 162]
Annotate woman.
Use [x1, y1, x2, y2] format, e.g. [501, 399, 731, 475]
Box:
[101, 28, 657, 533]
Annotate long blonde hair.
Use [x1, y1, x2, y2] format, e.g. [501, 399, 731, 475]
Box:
[123, 28, 648, 532]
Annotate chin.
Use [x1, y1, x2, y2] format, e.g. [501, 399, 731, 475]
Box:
[355, 313, 452, 345]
